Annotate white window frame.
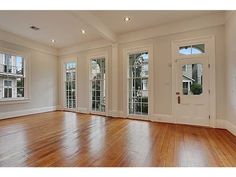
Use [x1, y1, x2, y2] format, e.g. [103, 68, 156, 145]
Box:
[88, 52, 108, 116]
[61, 58, 78, 112]
[123, 45, 154, 120]
[0, 47, 30, 104]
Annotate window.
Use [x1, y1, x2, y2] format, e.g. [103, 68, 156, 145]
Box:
[179, 44, 205, 55]
[0, 52, 25, 100]
[182, 63, 203, 95]
[128, 52, 149, 115]
[64, 62, 76, 109]
[90, 58, 106, 112]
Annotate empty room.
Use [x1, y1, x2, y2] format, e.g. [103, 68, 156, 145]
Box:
[0, 8, 236, 170]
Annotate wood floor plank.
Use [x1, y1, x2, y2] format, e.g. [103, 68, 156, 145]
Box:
[0, 111, 235, 167]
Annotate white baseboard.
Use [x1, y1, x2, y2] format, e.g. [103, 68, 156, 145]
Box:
[216, 119, 236, 136]
[0, 106, 57, 120]
[152, 114, 174, 123]
[109, 110, 123, 118]
[77, 107, 89, 114]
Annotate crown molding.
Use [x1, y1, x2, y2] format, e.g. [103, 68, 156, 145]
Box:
[0, 29, 58, 56]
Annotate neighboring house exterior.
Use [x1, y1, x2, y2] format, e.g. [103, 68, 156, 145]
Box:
[0, 53, 24, 99]
[182, 64, 203, 95]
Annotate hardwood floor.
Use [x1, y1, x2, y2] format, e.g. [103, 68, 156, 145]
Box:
[0, 111, 235, 167]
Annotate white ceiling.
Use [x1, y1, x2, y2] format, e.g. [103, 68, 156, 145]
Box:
[0, 10, 221, 49]
[92, 11, 217, 34]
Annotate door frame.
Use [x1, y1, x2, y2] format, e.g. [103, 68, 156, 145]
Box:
[122, 44, 154, 120]
[171, 36, 216, 127]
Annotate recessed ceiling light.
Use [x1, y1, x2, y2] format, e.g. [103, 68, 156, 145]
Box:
[124, 17, 131, 22]
[30, 25, 40, 31]
[51, 39, 56, 43]
[81, 29, 86, 34]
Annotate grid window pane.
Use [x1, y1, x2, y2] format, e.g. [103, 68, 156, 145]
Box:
[128, 52, 149, 115]
[90, 58, 106, 113]
[64, 62, 76, 109]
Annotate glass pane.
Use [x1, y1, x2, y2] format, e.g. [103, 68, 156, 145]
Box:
[192, 44, 205, 54]
[4, 80, 12, 86]
[92, 101, 96, 111]
[17, 88, 24, 97]
[17, 78, 24, 87]
[179, 46, 191, 55]
[95, 101, 101, 111]
[141, 78, 148, 90]
[95, 80, 101, 90]
[16, 56, 24, 75]
[142, 103, 148, 115]
[182, 63, 203, 95]
[134, 103, 142, 115]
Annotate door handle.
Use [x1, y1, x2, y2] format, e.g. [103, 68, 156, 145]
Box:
[177, 96, 181, 104]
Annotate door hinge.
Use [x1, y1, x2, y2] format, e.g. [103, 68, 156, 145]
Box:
[209, 115, 211, 119]
[208, 64, 210, 68]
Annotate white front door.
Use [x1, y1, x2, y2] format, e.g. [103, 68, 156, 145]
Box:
[172, 39, 213, 127]
[175, 57, 210, 126]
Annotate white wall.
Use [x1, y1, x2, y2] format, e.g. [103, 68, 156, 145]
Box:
[117, 26, 225, 121]
[58, 25, 226, 127]
[224, 12, 236, 135]
[0, 40, 58, 119]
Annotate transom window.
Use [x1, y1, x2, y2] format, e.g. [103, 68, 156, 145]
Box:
[90, 58, 106, 112]
[0, 52, 25, 100]
[179, 44, 205, 55]
[128, 52, 149, 115]
[64, 62, 76, 109]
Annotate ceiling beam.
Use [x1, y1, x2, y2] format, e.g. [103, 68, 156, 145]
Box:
[70, 11, 117, 43]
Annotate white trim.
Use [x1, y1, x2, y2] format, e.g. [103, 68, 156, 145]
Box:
[151, 114, 174, 124]
[216, 119, 236, 136]
[171, 35, 216, 127]
[0, 106, 57, 120]
[87, 51, 109, 116]
[77, 107, 89, 114]
[123, 44, 154, 119]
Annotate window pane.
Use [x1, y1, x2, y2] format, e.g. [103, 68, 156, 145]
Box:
[17, 88, 24, 97]
[192, 44, 205, 54]
[142, 103, 148, 115]
[179, 46, 191, 55]
[182, 63, 203, 95]
[4, 80, 12, 86]
[179, 44, 205, 55]
[17, 78, 24, 87]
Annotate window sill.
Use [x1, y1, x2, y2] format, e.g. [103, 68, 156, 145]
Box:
[0, 98, 30, 105]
